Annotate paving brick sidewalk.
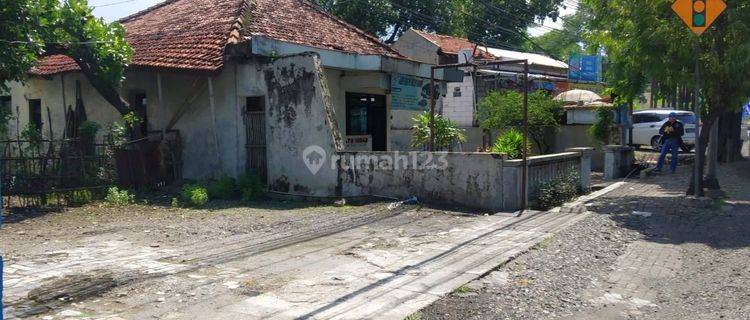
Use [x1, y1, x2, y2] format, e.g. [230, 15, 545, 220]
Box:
[573, 163, 750, 319]
[422, 162, 750, 320]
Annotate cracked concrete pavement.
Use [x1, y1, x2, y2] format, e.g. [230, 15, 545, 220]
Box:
[1, 192, 610, 320]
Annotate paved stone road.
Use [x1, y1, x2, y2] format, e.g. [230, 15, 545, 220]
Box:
[422, 162, 750, 320]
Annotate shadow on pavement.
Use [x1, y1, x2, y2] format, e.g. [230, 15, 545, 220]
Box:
[587, 162, 750, 250]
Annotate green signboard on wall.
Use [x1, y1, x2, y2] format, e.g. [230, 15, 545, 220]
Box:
[391, 74, 432, 111]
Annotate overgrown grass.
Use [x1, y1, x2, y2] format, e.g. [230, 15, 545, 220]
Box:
[404, 311, 424, 320]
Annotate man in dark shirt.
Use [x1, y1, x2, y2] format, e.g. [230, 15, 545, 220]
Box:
[656, 112, 685, 173]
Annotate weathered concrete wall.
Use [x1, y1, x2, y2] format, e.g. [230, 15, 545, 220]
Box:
[264, 53, 343, 196]
[2, 67, 244, 180]
[4, 74, 122, 142]
[339, 151, 506, 211]
[502, 152, 584, 211]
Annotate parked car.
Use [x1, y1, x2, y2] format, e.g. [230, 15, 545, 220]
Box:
[631, 109, 697, 152]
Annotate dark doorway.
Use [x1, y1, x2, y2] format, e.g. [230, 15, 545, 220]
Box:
[129, 92, 148, 137]
[244, 96, 267, 183]
[28, 99, 42, 129]
[345, 93, 387, 151]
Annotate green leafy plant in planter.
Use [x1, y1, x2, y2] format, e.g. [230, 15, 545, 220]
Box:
[411, 111, 466, 150]
[491, 128, 531, 160]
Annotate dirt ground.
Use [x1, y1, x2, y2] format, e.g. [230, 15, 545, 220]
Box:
[420, 161, 750, 320]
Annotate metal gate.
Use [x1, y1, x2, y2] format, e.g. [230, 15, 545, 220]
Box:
[244, 97, 267, 182]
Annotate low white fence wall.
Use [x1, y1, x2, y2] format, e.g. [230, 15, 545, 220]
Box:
[337, 148, 593, 212]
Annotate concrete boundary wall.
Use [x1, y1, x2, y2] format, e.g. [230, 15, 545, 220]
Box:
[502, 152, 587, 210]
[338, 152, 506, 210]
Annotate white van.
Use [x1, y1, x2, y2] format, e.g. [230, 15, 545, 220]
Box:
[632, 109, 697, 152]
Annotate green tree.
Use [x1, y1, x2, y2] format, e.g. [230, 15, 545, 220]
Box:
[477, 90, 562, 154]
[524, 6, 595, 60]
[588, 107, 615, 146]
[584, 0, 750, 191]
[0, 0, 133, 114]
[315, 0, 566, 46]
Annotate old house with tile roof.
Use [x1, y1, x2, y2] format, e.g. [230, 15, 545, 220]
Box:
[2, 0, 440, 183]
[393, 29, 569, 151]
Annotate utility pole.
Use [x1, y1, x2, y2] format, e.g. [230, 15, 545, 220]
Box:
[521, 61, 529, 213]
[693, 41, 703, 196]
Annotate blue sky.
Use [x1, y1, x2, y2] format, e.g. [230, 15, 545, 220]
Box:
[90, 0, 575, 36]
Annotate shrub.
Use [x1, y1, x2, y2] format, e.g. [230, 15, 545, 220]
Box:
[536, 172, 581, 210]
[78, 121, 101, 139]
[206, 176, 239, 200]
[171, 197, 180, 208]
[588, 107, 615, 145]
[478, 90, 562, 154]
[105, 186, 135, 206]
[69, 189, 93, 206]
[237, 173, 265, 202]
[181, 184, 209, 207]
[20, 123, 43, 153]
[0, 106, 14, 139]
[411, 111, 466, 150]
[491, 128, 531, 160]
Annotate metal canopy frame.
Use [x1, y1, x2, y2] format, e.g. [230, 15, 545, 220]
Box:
[428, 59, 531, 212]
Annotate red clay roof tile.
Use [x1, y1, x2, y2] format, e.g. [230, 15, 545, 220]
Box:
[29, 55, 80, 76]
[411, 29, 494, 59]
[31, 0, 403, 76]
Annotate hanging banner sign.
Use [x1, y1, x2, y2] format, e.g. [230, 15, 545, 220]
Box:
[568, 54, 602, 82]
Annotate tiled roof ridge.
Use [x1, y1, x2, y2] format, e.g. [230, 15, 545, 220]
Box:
[414, 28, 472, 43]
[297, 0, 404, 58]
[118, 0, 181, 23]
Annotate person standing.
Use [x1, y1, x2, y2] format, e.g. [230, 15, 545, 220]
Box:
[656, 112, 685, 173]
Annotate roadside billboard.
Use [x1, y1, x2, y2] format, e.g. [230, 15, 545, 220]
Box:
[568, 54, 603, 83]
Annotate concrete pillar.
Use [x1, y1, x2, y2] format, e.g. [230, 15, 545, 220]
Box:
[603, 145, 635, 180]
[566, 147, 594, 191]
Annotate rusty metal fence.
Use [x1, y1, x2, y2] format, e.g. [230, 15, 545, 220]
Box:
[0, 139, 113, 207]
[0, 131, 182, 208]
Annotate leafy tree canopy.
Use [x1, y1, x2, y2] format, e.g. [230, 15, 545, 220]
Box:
[583, 0, 750, 160]
[315, 0, 568, 47]
[523, 6, 595, 61]
[0, 0, 132, 113]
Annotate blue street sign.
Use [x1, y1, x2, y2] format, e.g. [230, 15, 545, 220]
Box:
[568, 54, 603, 82]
